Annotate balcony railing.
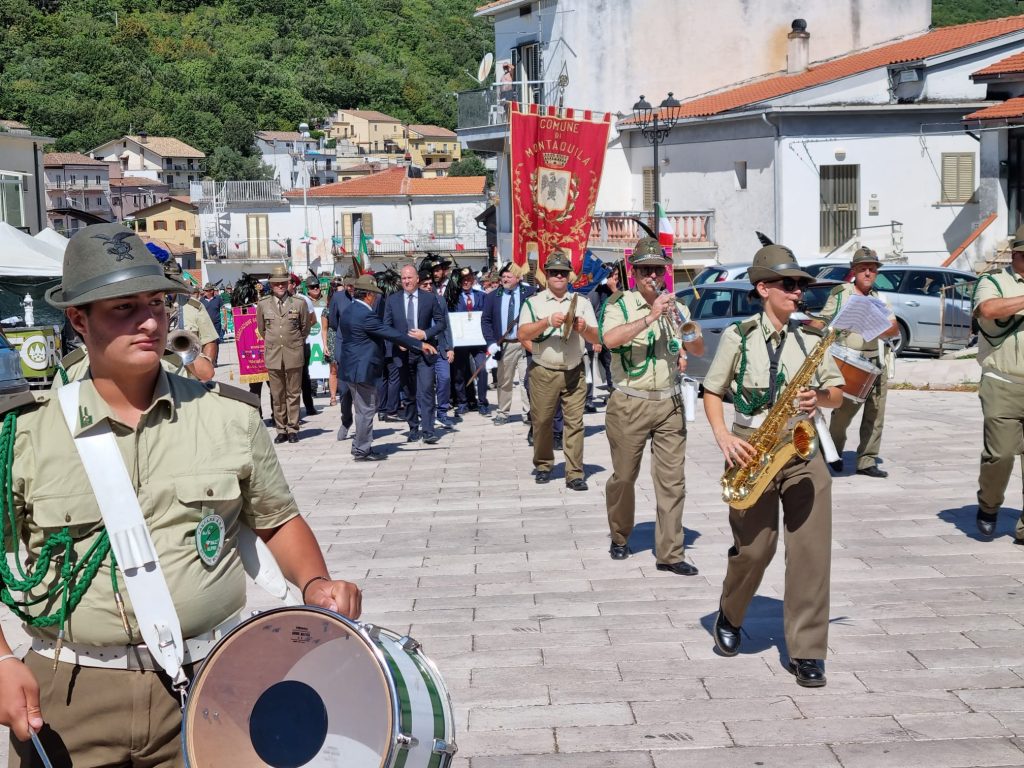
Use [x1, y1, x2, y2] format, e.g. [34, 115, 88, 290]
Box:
[589, 211, 716, 251]
[334, 232, 488, 257]
[457, 81, 557, 131]
[191, 180, 285, 204]
[46, 180, 110, 191]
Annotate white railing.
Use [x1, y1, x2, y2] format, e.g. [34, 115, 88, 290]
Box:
[191, 180, 284, 204]
[589, 211, 716, 250]
[45, 180, 110, 192]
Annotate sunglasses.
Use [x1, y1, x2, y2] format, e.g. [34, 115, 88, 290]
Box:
[546, 271, 570, 278]
[634, 266, 665, 276]
[765, 277, 812, 292]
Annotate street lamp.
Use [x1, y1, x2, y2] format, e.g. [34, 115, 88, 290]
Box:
[631, 93, 680, 213]
[298, 122, 311, 268]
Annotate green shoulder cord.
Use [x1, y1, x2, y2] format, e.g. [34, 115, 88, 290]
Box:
[602, 295, 656, 379]
[58, 365, 69, 386]
[0, 411, 121, 660]
[731, 321, 784, 416]
[523, 298, 557, 342]
[972, 272, 1024, 347]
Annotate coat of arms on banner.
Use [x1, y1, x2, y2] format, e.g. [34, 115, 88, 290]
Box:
[509, 102, 611, 275]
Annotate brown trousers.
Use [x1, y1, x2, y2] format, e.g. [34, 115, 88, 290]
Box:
[9, 651, 191, 768]
[829, 371, 887, 471]
[268, 366, 302, 435]
[528, 362, 586, 481]
[976, 374, 1024, 523]
[605, 390, 688, 564]
[720, 427, 833, 659]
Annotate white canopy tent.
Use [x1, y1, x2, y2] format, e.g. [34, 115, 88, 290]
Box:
[0, 223, 62, 276]
[33, 227, 69, 257]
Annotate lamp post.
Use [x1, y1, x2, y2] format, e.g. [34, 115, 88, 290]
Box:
[298, 121, 311, 268]
[631, 93, 680, 214]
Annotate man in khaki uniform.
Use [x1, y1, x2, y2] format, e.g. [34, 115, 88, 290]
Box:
[599, 238, 705, 573]
[0, 223, 360, 767]
[973, 226, 1024, 541]
[517, 250, 599, 489]
[821, 247, 899, 478]
[703, 244, 844, 687]
[257, 266, 311, 443]
[181, 291, 220, 374]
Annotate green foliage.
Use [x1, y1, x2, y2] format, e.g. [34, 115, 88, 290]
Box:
[448, 152, 491, 185]
[205, 145, 275, 181]
[932, 0, 1021, 26]
[0, 0, 490, 161]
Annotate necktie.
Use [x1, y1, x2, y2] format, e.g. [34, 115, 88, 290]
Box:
[504, 291, 516, 336]
[407, 293, 416, 331]
[466, 293, 473, 311]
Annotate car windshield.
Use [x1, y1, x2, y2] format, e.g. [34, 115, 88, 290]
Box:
[694, 268, 727, 285]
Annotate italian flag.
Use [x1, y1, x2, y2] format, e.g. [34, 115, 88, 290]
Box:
[656, 202, 673, 249]
[358, 229, 373, 271]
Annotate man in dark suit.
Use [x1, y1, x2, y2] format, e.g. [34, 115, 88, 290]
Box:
[482, 263, 535, 426]
[327, 275, 354, 440]
[338, 275, 437, 460]
[452, 266, 490, 416]
[384, 264, 447, 443]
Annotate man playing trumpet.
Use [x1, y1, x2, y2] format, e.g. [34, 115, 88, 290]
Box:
[598, 238, 704, 573]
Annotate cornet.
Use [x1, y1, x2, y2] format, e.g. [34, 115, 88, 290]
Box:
[167, 329, 201, 366]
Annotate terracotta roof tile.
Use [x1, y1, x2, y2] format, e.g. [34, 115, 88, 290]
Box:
[335, 109, 401, 123]
[126, 136, 205, 158]
[0, 119, 28, 131]
[408, 124, 457, 138]
[964, 95, 1024, 119]
[474, 0, 530, 16]
[284, 167, 486, 198]
[256, 131, 306, 142]
[973, 51, 1024, 77]
[109, 176, 169, 188]
[627, 15, 1024, 122]
[43, 152, 106, 167]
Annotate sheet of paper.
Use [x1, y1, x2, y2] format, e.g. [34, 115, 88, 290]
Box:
[830, 294, 892, 342]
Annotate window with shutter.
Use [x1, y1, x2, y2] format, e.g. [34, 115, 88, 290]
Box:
[941, 153, 975, 204]
[433, 210, 455, 236]
[361, 212, 374, 236]
[642, 168, 655, 211]
[246, 214, 269, 257]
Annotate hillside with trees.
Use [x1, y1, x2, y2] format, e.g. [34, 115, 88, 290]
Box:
[933, 0, 1020, 27]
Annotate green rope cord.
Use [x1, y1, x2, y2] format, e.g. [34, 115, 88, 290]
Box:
[972, 271, 1024, 346]
[58, 365, 69, 386]
[601, 296, 657, 379]
[0, 411, 110, 629]
[732, 322, 784, 416]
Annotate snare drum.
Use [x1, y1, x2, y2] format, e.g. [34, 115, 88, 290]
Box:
[830, 344, 881, 404]
[182, 606, 456, 768]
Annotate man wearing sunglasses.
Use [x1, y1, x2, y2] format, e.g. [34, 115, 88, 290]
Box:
[703, 244, 844, 687]
[517, 250, 600, 489]
[819, 247, 899, 478]
[598, 238, 704, 574]
[972, 225, 1024, 542]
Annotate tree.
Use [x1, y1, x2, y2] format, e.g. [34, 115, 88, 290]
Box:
[449, 153, 486, 177]
[205, 145, 275, 181]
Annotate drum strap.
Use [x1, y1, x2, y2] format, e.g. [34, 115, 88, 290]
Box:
[56, 382, 188, 691]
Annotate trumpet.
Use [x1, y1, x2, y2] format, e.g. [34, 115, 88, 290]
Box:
[658, 290, 698, 354]
[167, 329, 201, 366]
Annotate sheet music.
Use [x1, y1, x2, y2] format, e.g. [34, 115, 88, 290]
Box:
[830, 294, 892, 342]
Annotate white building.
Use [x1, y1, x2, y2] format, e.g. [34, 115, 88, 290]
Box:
[90, 133, 205, 194]
[0, 120, 53, 235]
[192, 168, 489, 284]
[255, 131, 336, 191]
[43, 152, 112, 235]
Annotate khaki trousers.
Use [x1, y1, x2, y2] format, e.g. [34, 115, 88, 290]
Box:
[977, 375, 1024, 523]
[495, 341, 528, 417]
[9, 651, 192, 768]
[721, 428, 833, 659]
[268, 366, 302, 435]
[829, 373, 887, 470]
[529, 362, 586, 481]
[605, 390, 688, 564]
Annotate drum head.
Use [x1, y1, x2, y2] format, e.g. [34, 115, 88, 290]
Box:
[183, 608, 395, 768]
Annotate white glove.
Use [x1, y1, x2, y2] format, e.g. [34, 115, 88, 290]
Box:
[487, 343, 500, 356]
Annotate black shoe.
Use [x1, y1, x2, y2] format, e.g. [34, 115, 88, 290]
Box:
[977, 510, 998, 537]
[353, 451, 386, 462]
[493, 414, 509, 425]
[609, 544, 630, 560]
[479, 404, 491, 417]
[287, 434, 299, 443]
[305, 408, 321, 417]
[535, 470, 551, 484]
[828, 459, 843, 473]
[788, 658, 826, 688]
[553, 434, 563, 451]
[655, 560, 699, 576]
[527, 427, 534, 447]
[407, 430, 422, 443]
[423, 433, 440, 445]
[714, 606, 742, 657]
[273, 434, 288, 444]
[584, 402, 597, 413]
[566, 478, 588, 491]
[856, 465, 888, 479]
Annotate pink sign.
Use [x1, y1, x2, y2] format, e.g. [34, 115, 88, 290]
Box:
[233, 305, 268, 384]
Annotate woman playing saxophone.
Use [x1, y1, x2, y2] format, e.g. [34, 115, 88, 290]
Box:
[701, 244, 844, 688]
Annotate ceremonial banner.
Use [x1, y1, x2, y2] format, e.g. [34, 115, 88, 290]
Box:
[232, 306, 267, 384]
[307, 315, 330, 380]
[510, 102, 611, 276]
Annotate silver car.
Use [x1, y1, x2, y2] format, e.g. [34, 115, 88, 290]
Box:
[874, 266, 976, 356]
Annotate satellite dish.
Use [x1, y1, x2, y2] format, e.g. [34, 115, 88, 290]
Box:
[477, 53, 494, 84]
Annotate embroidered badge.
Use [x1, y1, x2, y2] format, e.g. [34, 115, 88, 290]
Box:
[195, 514, 226, 566]
[78, 405, 93, 428]
[91, 231, 135, 261]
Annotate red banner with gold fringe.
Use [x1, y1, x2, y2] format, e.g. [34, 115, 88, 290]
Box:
[509, 102, 611, 276]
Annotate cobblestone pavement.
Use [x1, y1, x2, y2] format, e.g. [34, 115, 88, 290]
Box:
[3, 383, 1024, 767]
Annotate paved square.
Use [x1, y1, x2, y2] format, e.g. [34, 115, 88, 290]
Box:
[3, 382, 1023, 767]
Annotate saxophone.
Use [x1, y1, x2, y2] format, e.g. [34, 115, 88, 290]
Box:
[721, 327, 838, 509]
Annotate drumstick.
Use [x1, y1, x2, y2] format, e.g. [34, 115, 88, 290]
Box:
[31, 731, 55, 768]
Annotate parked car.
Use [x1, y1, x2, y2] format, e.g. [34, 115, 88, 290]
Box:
[676, 280, 838, 381]
[693, 263, 749, 285]
[874, 265, 977, 356]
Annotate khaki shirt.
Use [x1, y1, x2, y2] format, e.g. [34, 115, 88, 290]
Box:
[703, 313, 844, 413]
[973, 267, 1024, 377]
[55, 348, 185, 388]
[600, 290, 695, 391]
[10, 372, 298, 645]
[183, 298, 220, 346]
[820, 283, 894, 356]
[520, 289, 597, 370]
[257, 295, 310, 370]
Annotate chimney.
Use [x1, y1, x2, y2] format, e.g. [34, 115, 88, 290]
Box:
[787, 19, 809, 75]
[138, 130, 148, 144]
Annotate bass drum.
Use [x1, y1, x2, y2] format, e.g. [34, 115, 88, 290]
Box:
[182, 606, 457, 768]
